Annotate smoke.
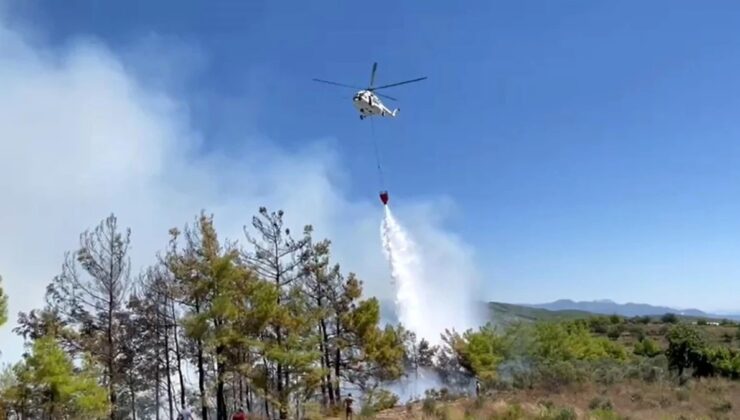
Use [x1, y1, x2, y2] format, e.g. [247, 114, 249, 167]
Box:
[380, 205, 483, 345]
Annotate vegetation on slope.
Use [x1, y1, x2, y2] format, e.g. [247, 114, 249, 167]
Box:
[0, 209, 738, 419]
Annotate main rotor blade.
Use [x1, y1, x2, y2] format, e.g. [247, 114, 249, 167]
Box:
[312, 79, 363, 90]
[370, 62, 378, 88]
[376, 92, 398, 101]
[370, 76, 427, 91]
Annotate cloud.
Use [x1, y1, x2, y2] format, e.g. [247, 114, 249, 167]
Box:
[0, 13, 483, 364]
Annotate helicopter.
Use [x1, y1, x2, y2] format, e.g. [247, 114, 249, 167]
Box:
[313, 62, 427, 120]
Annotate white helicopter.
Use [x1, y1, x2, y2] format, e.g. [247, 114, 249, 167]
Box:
[313, 62, 427, 120]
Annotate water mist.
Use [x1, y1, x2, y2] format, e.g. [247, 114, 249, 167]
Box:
[380, 205, 482, 344]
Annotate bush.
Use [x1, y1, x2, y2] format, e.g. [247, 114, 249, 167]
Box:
[537, 406, 577, 420]
[422, 397, 436, 416]
[675, 387, 690, 402]
[661, 313, 679, 324]
[499, 403, 524, 420]
[712, 399, 732, 414]
[634, 338, 662, 357]
[363, 388, 398, 412]
[633, 316, 651, 325]
[590, 409, 622, 420]
[589, 396, 613, 411]
[592, 362, 625, 386]
[303, 402, 323, 420]
[537, 361, 585, 390]
[607, 325, 623, 340]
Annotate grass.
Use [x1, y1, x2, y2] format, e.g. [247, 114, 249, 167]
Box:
[326, 377, 739, 419]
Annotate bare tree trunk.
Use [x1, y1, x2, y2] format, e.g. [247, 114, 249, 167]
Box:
[163, 301, 173, 420]
[108, 280, 116, 420]
[320, 319, 335, 406]
[129, 382, 137, 420]
[172, 300, 186, 407]
[334, 347, 341, 403]
[197, 338, 207, 420]
[155, 333, 161, 420]
[194, 298, 208, 420]
[216, 343, 227, 420]
[317, 321, 328, 407]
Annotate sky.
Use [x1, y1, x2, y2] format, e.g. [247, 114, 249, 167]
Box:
[2, 0, 740, 361]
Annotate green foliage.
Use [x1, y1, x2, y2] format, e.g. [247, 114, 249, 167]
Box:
[631, 316, 651, 325]
[634, 338, 662, 357]
[532, 321, 627, 363]
[661, 313, 679, 324]
[537, 405, 577, 420]
[4, 336, 109, 419]
[712, 399, 733, 414]
[362, 388, 398, 413]
[666, 324, 707, 377]
[589, 396, 613, 411]
[0, 275, 7, 331]
[451, 323, 507, 384]
[606, 325, 623, 340]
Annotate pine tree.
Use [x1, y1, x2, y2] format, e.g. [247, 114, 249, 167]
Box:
[242, 207, 316, 419]
[45, 213, 132, 419]
[4, 335, 110, 419]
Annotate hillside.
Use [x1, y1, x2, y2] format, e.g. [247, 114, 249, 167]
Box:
[487, 301, 595, 324]
[523, 299, 740, 320]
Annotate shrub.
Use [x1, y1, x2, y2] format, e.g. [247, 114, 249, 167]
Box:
[634, 316, 651, 324]
[590, 409, 622, 420]
[537, 406, 577, 420]
[675, 387, 690, 402]
[422, 397, 436, 416]
[712, 399, 732, 414]
[363, 388, 398, 412]
[499, 403, 524, 420]
[537, 361, 585, 390]
[634, 338, 662, 357]
[303, 402, 323, 420]
[607, 325, 622, 340]
[661, 313, 679, 324]
[589, 396, 613, 411]
[593, 363, 625, 386]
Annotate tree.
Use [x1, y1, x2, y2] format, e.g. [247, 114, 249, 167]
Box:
[45, 214, 132, 419]
[8, 336, 109, 419]
[165, 220, 211, 420]
[666, 324, 706, 377]
[0, 275, 7, 331]
[661, 313, 679, 324]
[243, 207, 314, 419]
[441, 324, 507, 386]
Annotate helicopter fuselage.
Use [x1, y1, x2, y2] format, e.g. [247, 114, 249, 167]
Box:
[353, 90, 397, 119]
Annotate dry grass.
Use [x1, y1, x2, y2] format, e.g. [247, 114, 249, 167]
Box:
[325, 378, 739, 419]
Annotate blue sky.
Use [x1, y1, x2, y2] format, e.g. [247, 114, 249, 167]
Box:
[5, 0, 740, 312]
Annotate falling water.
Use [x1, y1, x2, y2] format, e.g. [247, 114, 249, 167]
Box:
[380, 205, 484, 400]
[380, 206, 426, 339]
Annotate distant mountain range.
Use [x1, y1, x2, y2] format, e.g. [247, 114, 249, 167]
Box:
[523, 299, 740, 320]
